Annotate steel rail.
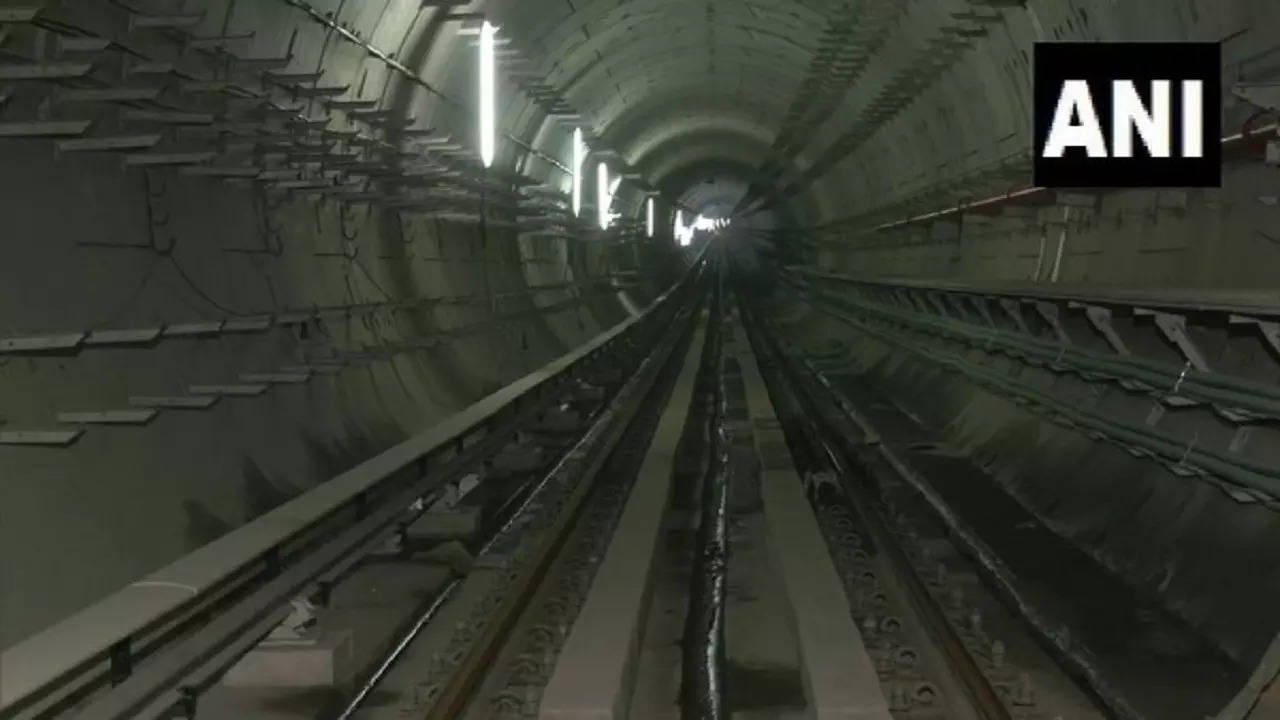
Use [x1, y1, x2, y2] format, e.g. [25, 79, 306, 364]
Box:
[737, 300, 1015, 720]
[466, 306, 709, 718]
[743, 303, 1138, 720]
[0, 257, 708, 719]
[343, 274, 708, 720]
[421, 278, 709, 719]
[73, 295, 699, 720]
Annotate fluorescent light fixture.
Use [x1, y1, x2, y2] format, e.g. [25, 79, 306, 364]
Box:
[675, 210, 690, 246]
[597, 162, 610, 229]
[479, 21, 497, 168]
[646, 197, 654, 237]
[572, 127, 584, 216]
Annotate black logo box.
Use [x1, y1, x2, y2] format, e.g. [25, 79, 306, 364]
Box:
[1033, 42, 1221, 188]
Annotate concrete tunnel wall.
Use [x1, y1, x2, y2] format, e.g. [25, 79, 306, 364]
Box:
[0, 0, 669, 648]
[805, 0, 1280, 288]
[735, 0, 1280, 687]
[2, 0, 1279, 695]
[773, 307, 1280, 675]
[765, 0, 1280, 674]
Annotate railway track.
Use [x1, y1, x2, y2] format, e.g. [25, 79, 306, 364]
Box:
[389, 284, 710, 720]
[390, 281, 1103, 720]
[7, 255, 1243, 720]
[736, 299, 1104, 720]
[0, 257, 709, 720]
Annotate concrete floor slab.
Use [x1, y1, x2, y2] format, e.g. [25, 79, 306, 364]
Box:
[724, 513, 807, 717]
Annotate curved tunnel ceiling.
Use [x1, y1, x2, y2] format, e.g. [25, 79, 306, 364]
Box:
[474, 0, 1051, 221]
[465, 0, 1276, 227]
[486, 0, 832, 214]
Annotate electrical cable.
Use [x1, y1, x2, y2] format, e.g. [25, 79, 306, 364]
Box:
[168, 255, 249, 316]
[353, 258, 394, 301]
[339, 203, 362, 242]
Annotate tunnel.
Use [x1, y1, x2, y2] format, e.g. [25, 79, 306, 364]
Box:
[2, 1, 1280, 719]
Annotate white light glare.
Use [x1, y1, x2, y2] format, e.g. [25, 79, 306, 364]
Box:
[646, 197, 654, 238]
[597, 162, 610, 230]
[674, 212, 723, 246]
[572, 128, 585, 216]
[478, 21, 497, 168]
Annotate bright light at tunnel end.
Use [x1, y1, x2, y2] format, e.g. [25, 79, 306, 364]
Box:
[646, 197, 654, 238]
[674, 211, 727, 246]
[478, 21, 497, 168]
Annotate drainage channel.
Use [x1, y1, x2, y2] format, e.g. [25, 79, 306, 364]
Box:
[681, 282, 731, 720]
[739, 299, 1106, 720]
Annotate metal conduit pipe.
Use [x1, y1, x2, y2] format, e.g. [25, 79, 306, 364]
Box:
[794, 269, 1280, 316]
[795, 278, 1280, 421]
[782, 284, 1280, 503]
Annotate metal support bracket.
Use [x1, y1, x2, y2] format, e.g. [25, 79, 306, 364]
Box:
[998, 298, 1030, 335]
[1033, 301, 1071, 345]
[1080, 304, 1130, 355]
[1150, 311, 1212, 372]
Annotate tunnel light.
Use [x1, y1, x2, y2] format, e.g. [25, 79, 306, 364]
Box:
[674, 212, 721, 246]
[479, 21, 497, 168]
[646, 197, 654, 238]
[597, 162, 610, 229]
[572, 127, 585, 216]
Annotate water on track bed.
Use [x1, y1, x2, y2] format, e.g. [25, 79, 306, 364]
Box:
[827, 372, 1250, 720]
